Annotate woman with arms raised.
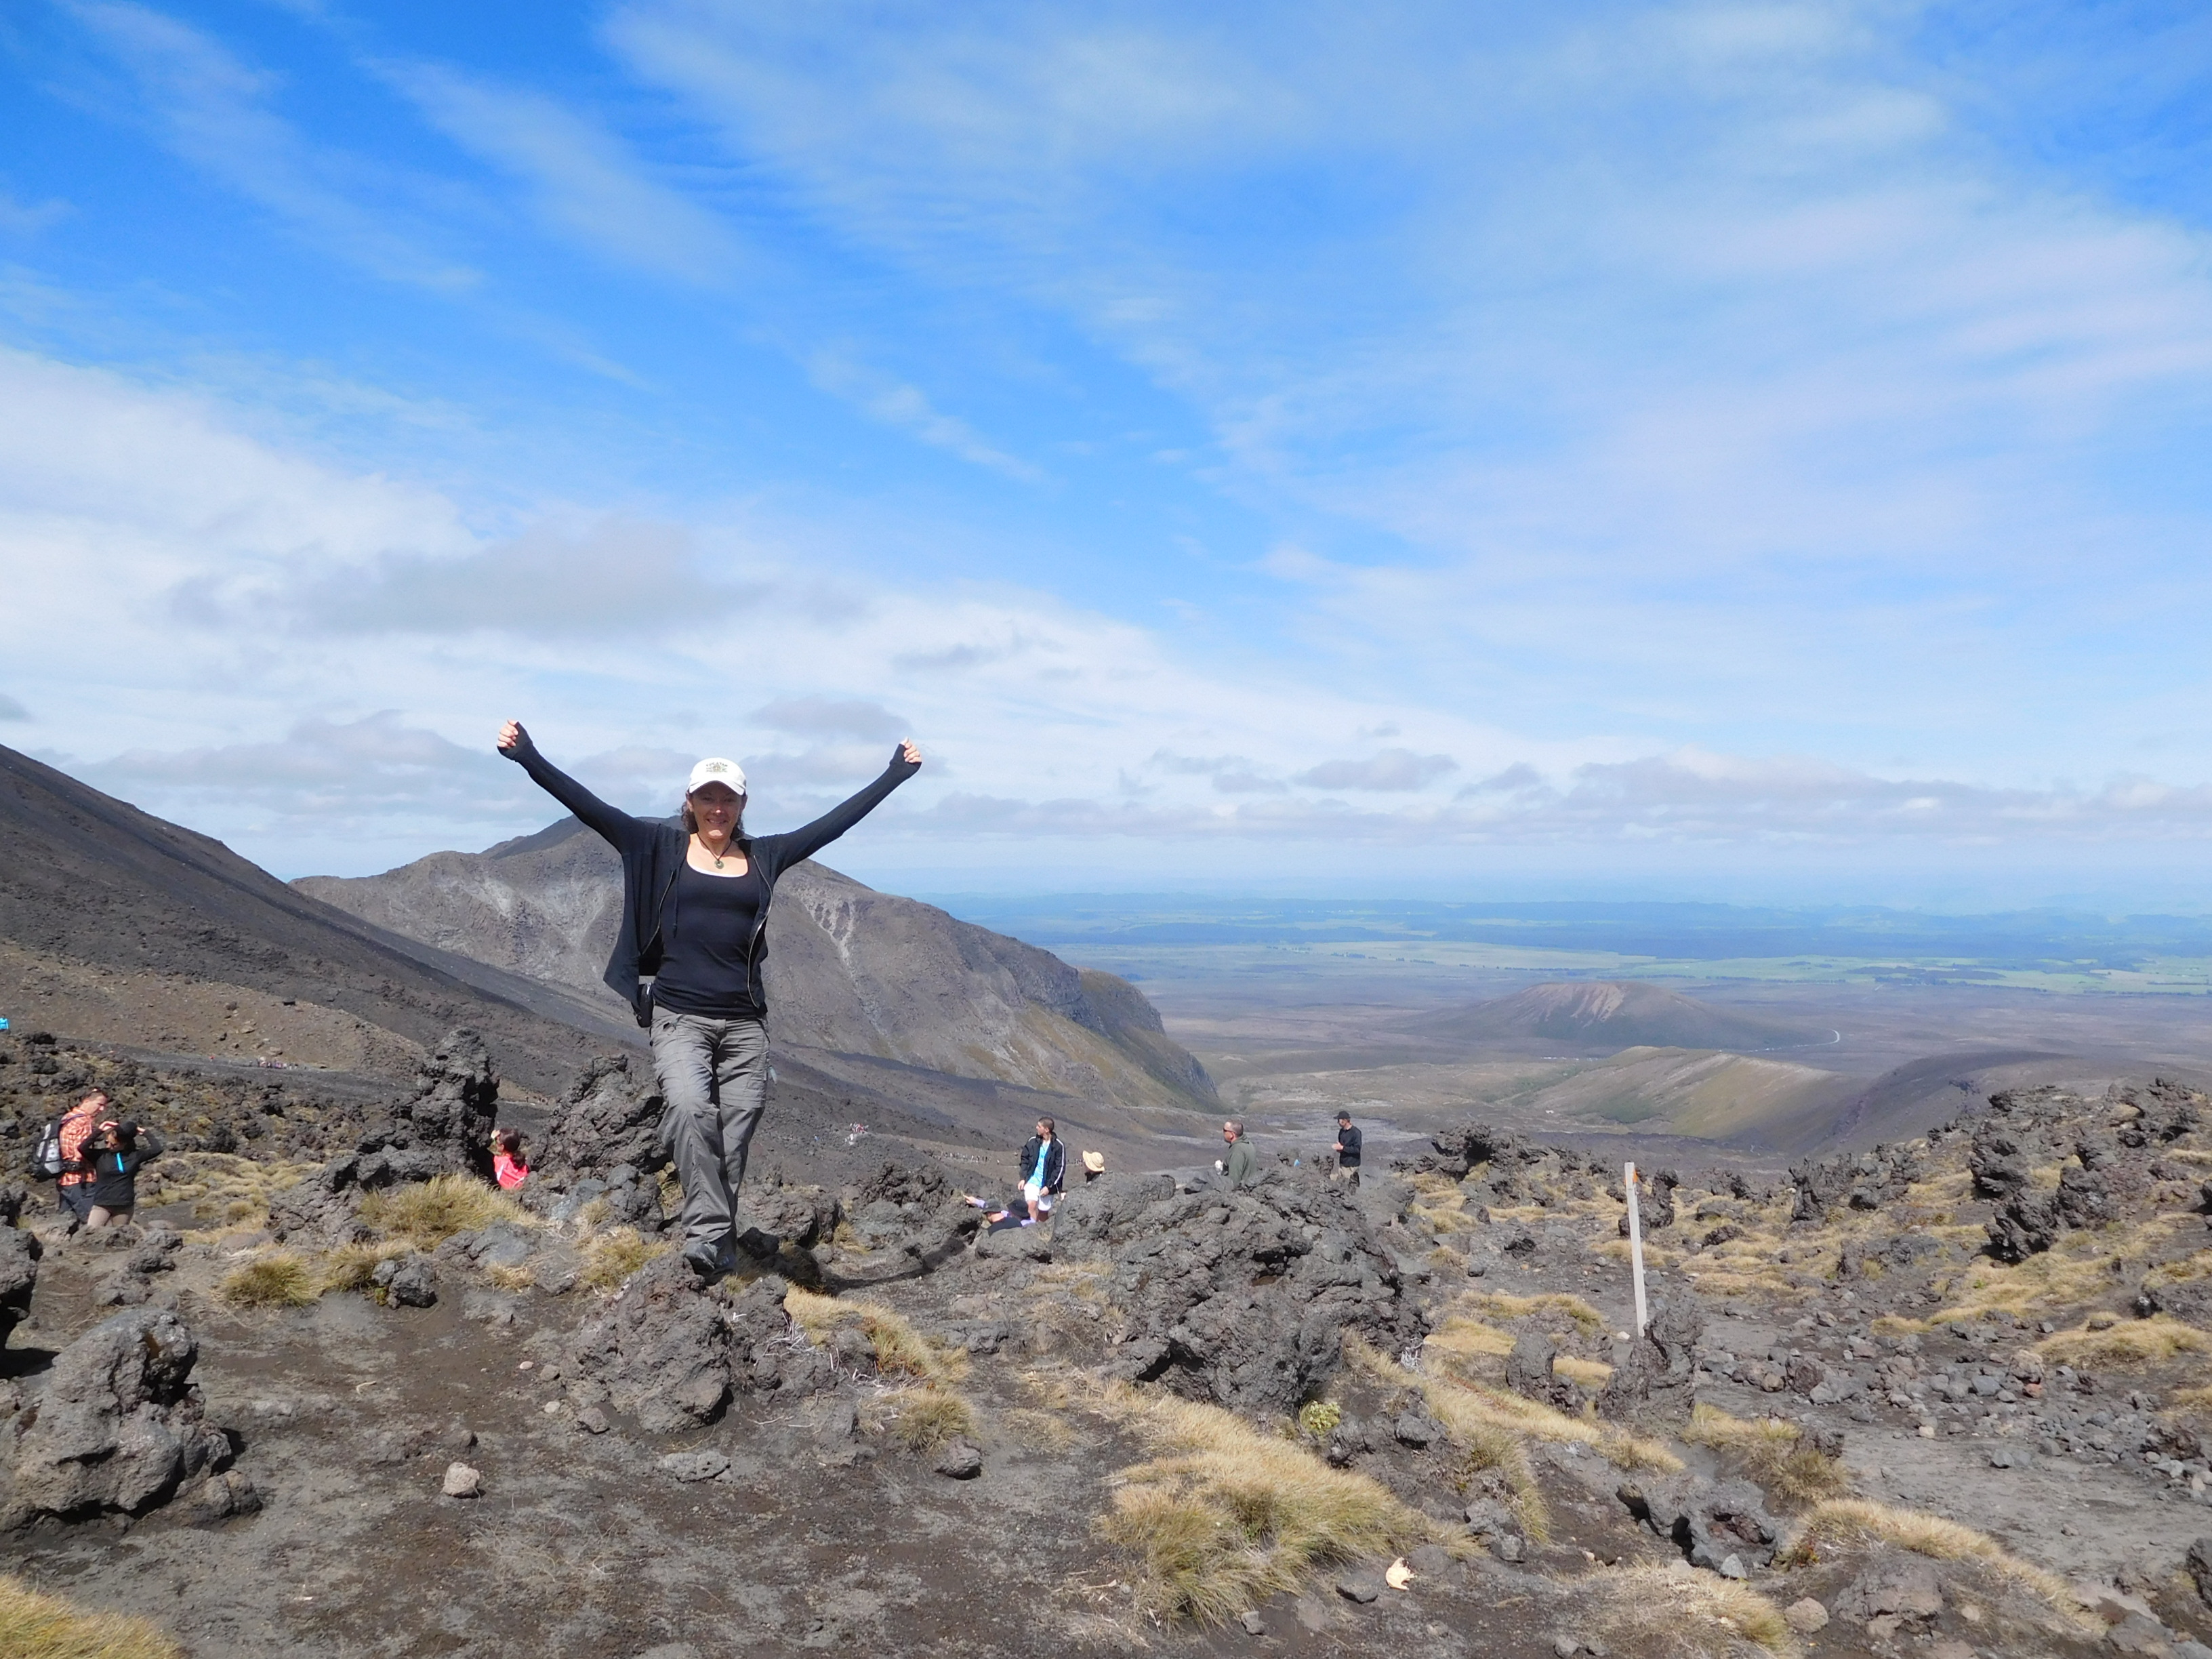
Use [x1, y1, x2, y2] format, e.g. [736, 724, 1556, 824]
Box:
[498, 720, 922, 1279]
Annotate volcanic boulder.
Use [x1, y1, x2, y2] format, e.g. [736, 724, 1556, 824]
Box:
[1055, 1169, 1424, 1416]
[0, 1196, 38, 1351]
[1505, 1333, 1585, 1414]
[523, 1052, 668, 1230]
[354, 1027, 501, 1185]
[1597, 1294, 1705, 1423]
[0, 1309, 237, 1527]
[1621, 1475, 1780, 1574]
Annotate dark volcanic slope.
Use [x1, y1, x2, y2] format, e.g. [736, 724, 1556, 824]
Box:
[1405, 979, 1829, 1055]
[0, 743, 630, 1092]
[297, 816, 1216, 1113]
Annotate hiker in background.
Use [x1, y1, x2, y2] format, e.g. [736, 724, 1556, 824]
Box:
[1019, 1116, 1065, 1223]
[491, 1127, 529, 1190]
[1332, 1111, 1362, 1186]
[1215, 1120, 1258, 1189]
[50, 1090, 107, 1233]
[499, 719, 921, 1281]
[85, 1119, 163, 1229]
[1081, 1150, 1106, 1184]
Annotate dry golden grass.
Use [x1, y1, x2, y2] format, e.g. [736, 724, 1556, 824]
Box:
[1597, 1237, 1679, 1269]
[1427, 1315, 1516, 1366]
[2167, 1384, 2212, 1414]
[1003, 1405, 1077, 1452]
[2039, 1316, 2209, 1370]
[1584, 1563, 1797, 1658]
[313, 1240, 411, 1294]
[1683, 1406, 1852, 1506]
[486, 1263, 535, 1292]
[785, 1288, 970, 1387]
[893, 1389, 977, 1452]
[156, 1152, 321, 1235]
[359, 1174, 533, 1250]
[217, 1252, 316, 1309]
[578, 1226, 666, 1290]
[1468, 1290, 1604, 1335]
[1092, 1385, 1446, 1625]
[1784, 1500, 2091, 1627]
[1554, 1355, 1614, 1388]
[0, 1576, 182, 1659]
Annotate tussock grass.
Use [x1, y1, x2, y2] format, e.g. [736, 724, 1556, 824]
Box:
[1584, 1563, 1797, 1658]
[0, 1575, 182, 1659]
[894, 1389, 976, 1452]
[217, 1252, 315, 1309]
[1092, 1385, 1444, 1625]
[157, 1153, 321, 1236]
[1683, 1406, 1851, 1506]
[359, 1174, 532, 1250]
[1469, 1290, 1604, 1335]
[784, 1288, 970, 1387]
[2039, 1315, 2209, 1370]
[1783, 1499, 2090, 1626]
[1597, 1237, 1679, 1269]
[1554, 1355, 1614, 1388]
[1428, 1315, 1515, 1365]
[314, 1240, 411, 1294]
[577, 1226, 665, 1291]
[486, 1263, 535, 1292]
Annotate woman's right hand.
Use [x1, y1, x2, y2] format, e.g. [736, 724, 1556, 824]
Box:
[497, 720, 527, 754]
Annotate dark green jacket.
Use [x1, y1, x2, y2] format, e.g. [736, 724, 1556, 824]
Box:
[1223, 1138, 1258, 1188]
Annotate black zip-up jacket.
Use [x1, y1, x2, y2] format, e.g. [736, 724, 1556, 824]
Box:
[1018, 1135, 1067, 1195]
[87, 1128, 165, 1210]
[502, 730, 920, 1025]
[1334, 1124, 1361, 1167]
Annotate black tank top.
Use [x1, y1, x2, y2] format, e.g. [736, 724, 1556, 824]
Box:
[651, 861, 768, 1017]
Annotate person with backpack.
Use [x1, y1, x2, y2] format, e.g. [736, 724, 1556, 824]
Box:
[83, 1118, 163, 1229]
[38, 1091, 108, 1233]
[497, 719, 922, 1279]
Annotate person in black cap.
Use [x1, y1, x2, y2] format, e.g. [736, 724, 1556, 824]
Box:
[1332, 1111, 1361, 1186]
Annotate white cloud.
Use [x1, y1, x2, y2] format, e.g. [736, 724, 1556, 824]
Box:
[392, 63, 744, 285]
[1296, 749, 1457, 792]
[806, 351, 1041, 480]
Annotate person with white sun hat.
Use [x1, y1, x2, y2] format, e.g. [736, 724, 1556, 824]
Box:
[498, 718, 921, 1279]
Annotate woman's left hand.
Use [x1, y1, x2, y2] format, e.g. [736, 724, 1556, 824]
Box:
[898, 739, 923, 767]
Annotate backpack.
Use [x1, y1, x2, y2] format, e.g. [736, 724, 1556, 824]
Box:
[31, 1118, 65, 1181]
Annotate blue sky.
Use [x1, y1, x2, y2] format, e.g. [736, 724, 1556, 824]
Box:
[4, 1, 2212, 903]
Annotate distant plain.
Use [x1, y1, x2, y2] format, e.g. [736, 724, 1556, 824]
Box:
[929, 895, 2212, 1166]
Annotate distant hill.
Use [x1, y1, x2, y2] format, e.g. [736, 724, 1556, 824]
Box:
[1404, 980, 1830, 1055]
[296, 816, 1216, 1113]
[0, 743, 630, 1093]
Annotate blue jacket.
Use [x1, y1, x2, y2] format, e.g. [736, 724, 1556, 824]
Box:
[504, 731, 918, 1024]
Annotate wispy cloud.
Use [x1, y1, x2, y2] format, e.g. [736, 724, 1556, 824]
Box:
[392, 63, 743, 285]
[62, 1, 477, 289]
[807, 350, 1041, 480]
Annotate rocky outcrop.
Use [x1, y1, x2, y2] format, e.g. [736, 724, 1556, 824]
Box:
[1619, 1475, 1780, 1574]
[1791, 1143, 1918, 1222]
[1504, 1333, 1584, 1414]
[568, 1261, 836, 1435]
[1056, 1169, 1424, 1416]
[521, 1052, 668, 1231]
[356, 1028, 501, 1184]
[0, 1309, 241, 1527]
[1596, 1294, 1704, 1423]
[0, 1194, 38, 1349]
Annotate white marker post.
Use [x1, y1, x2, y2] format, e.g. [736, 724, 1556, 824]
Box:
[1624, 1161, 1647, 1340]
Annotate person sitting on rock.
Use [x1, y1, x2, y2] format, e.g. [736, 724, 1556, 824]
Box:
[491, 1126, 529, 1190]
[1215, 1120, 1258, 1189]
[85, 1119, 164, 1229]
[52, 1089, 108, 1233]
[1332, 1111, 1362, 1187]
[1019, 1116, 1066, 1223]
[498, 719, 922, 1281]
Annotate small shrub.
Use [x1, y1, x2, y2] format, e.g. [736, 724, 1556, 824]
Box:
[579, 1227, 665, 1290]
[1296, 1400, 1342, 1441]
[1684, 1406, 1851, 1506]
[360, 1174, 531, 1250]
[895, 1389, 976, 1451]
[218, 1253, 315, 1309]
[0, 1574, 182, 1659]
[1094, 1388, 1443, 1625]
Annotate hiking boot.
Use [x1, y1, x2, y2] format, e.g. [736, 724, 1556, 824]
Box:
[681, 1239, 722, 1281]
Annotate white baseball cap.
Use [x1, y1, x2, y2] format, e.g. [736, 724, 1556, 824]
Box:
[686, 757, 747, 796]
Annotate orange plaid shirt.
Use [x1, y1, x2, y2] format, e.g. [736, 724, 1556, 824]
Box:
[56, 1103, 101, 1188]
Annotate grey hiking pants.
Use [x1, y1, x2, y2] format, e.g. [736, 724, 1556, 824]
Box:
[651, 1010, 770, 1252]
